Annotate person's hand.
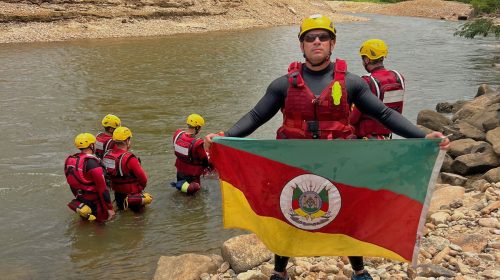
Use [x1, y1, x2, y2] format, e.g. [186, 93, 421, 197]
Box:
[425, 131, 450, 150]
[204, 131, 224, 152]
[107, 209, 115, 221]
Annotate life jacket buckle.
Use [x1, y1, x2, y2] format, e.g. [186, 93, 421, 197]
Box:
[307, 121, 320, 139]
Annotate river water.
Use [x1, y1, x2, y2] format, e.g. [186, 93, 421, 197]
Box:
[0, 13, 498, 279]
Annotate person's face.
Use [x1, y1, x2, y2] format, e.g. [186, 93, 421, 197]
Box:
[300, 29, 335, 65]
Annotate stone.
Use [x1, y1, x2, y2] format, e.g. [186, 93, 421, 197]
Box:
[417, 263, 456, 278]
[451, 151, 499, 176]
[221, 234, 272, 273]
[478, 218, 499, 228]
[486, 127, 500, 155]
[236, 270, 267, 280]
[455, 120, 486, 141]
[429, 185, 465, 214]
[449, 233, 489, 253]
[430, 212, 450, 225]
[417, 109, 452, 131]
[436, 102, 454, 113]
[440, 172, 468, 186]
[481, 201, 500, 214]
[475, 84, 494, 97]
[154, 254, 219, 280]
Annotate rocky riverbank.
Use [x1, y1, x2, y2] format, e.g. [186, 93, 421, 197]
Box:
[0, 0, 472, 44]
[153, 85, 499, 280]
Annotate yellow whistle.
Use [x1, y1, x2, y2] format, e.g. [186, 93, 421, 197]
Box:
[332, 81, 342, 105]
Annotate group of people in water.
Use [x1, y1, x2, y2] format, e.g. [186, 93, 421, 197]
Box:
[64, 14, 450, 280]
[64, 112, 211, 222]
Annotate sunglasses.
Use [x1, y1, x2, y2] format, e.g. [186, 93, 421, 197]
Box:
[303, 33, 332, 43]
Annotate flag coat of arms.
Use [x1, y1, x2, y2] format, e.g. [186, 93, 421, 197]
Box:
[210, 137, 444, 264]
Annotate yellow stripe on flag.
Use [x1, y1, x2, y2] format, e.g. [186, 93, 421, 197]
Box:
[220, 180, 408, 262]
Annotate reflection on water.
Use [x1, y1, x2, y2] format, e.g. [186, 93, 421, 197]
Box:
[0, 13, 498, 279]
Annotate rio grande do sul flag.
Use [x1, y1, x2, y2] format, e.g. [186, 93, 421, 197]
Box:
[210, 137, 445, 264]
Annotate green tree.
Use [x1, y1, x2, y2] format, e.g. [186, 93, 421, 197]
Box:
[454, 0, 499, 38]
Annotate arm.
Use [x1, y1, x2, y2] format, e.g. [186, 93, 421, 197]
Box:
[86, 159, 115, 219]
[127, 157, 148, 189]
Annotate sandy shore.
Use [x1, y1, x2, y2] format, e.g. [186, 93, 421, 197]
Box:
[0, 0, 472, 44]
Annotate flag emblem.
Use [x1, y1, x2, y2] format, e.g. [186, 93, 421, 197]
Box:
[280, 174, 341, 230]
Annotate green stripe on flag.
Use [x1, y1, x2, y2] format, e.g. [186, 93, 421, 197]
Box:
[212, 137, 441, 203]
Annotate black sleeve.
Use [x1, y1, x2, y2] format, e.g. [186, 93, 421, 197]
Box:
[346, 73, 425, 138]
[85, 158, 101, 171]
[225, 76, 288, 137]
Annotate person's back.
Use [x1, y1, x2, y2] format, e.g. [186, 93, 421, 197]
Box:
[95, 114, 121, 158]
[171, 114, 209, 194]
[65, 133, 114, 222]
[350, 39, 405, 139]
[103, 126, 151, 212]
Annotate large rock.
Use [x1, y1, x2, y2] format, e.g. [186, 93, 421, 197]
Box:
[417, 109, 452, 131]
[486, 127, 500, 156]
[454, 120, 486, 141]
[428, 185, 465, 214]
[154, 254, 220, 280]
[221, 234, 272, 273]
[483, 167, 500, 183]
[441, 153, 453, 172]
[451, 150, 499, 175]
[448, 138, 479, 158]
[461, 102, 500, 132]
[475, 84, 494, 97]
[452, 93, 500, 122]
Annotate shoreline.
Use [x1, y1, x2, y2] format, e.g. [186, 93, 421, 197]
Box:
[0, 0, 473, 44]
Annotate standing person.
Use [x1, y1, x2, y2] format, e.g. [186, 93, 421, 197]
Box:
[65, 133, 115, 223]
[350, 39, 406, 139]
[103, 126, 152, 212]
[95, 114, 121, 159]
[171, 113, 210, 195]
[204, 14, 449, 280]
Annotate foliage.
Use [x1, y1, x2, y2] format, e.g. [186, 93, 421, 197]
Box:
[454, 18, 500, 38]
[449, 0, 499, 38]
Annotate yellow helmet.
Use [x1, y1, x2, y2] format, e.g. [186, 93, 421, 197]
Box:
[359, 39, 388, 60]
[186, 114, 205, 127]
[299, 14, 336, 40]
[101, 114, 121, 129]
[74, 133, 96, 149]
[113, 126, 132, 141]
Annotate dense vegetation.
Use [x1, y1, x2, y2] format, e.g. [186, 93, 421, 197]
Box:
[452, 0, 499, 38]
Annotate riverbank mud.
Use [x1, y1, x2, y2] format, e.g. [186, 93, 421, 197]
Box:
[0, 0, 472, 44]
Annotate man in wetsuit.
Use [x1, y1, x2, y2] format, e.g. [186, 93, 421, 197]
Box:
[172, 113, 210, 194]
[65, 133, 115, 222]
[204, 14, 449, 280]
[350, 39, 406, 139]
[103, 127, 151, 212]
[95, 114, 121, 159]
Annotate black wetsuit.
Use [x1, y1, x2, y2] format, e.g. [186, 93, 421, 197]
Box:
[226, 62, 424, 138]
[224, 62, 425, 274]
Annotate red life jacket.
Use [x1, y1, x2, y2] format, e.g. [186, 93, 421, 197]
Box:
[103, 149, 141, 194]
[64, 153, 100, 200]
[95, 132, 114, 159]
[355, 68, 405, 138]
[276, 59, 355, 139]
[173, 129, 205, 176]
